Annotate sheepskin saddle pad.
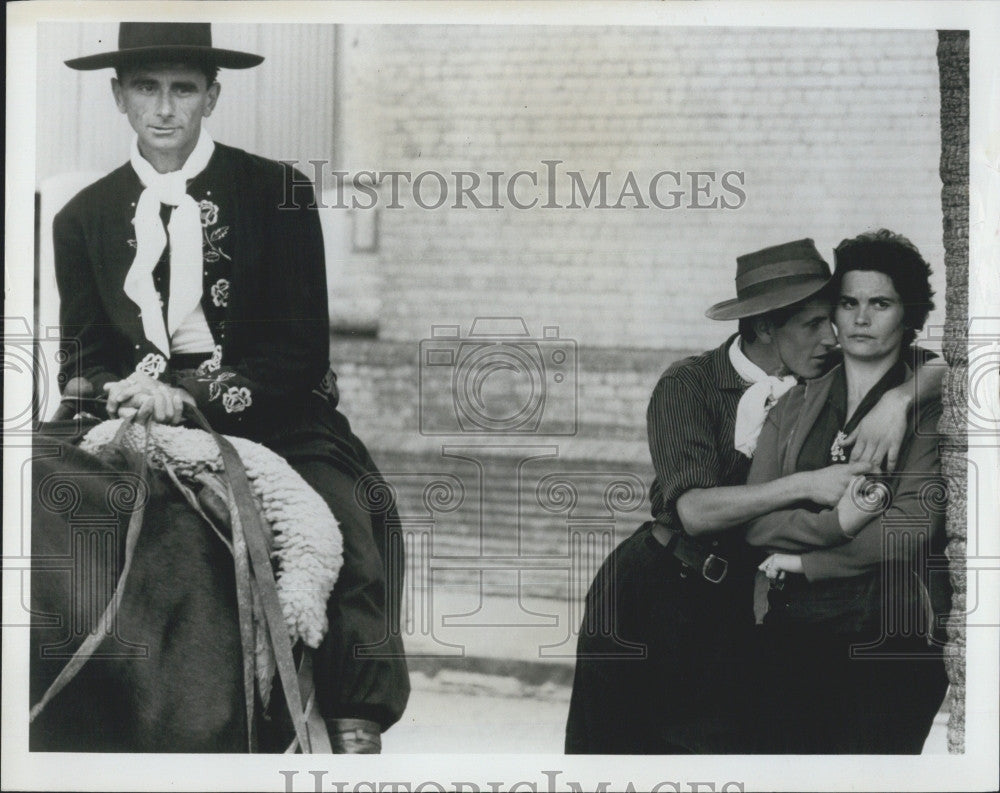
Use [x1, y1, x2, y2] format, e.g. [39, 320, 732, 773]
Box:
[80, 419, 344, 652]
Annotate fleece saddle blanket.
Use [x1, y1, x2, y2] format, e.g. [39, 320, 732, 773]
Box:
[80, 419, 344, 659]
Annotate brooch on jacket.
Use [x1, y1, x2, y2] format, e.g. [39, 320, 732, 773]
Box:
[830, 430, 849, 463]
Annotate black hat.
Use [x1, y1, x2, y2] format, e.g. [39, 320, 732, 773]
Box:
[705, 238, 832, 321]
[64, 22, 264, 71]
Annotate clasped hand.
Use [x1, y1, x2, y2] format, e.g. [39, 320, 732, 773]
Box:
[104, 373, 195, 424]
[760, 552, 802, 580]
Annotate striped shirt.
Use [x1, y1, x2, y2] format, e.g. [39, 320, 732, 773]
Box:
[647, 335, 754, 561]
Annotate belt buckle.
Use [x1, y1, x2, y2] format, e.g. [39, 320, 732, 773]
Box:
[312, 367, 340, 408]
[701, 553, 728, 584]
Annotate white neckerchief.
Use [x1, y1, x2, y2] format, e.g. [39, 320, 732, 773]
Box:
[729, 337, 797, 458]
[124, 129, 215, 355]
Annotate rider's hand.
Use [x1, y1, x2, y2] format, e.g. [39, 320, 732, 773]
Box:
[105, 375, 194, 425]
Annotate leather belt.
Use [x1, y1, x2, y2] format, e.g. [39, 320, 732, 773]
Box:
[648, 521, 729, 584]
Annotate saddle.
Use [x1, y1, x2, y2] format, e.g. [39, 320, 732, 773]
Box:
[32, 409, 341, 752]
[79, 418, 344, 654]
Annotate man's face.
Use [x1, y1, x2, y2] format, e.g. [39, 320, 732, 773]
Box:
[835, 270, 906, 363]
[112, 63, 219, 169]
[769, 298, 837, 380]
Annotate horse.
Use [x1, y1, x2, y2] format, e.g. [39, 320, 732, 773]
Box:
[28, 414, 320, 753]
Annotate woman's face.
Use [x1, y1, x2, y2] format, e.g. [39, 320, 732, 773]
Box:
[835, 270, 907, 362]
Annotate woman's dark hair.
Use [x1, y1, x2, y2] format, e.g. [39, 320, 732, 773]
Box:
[833, 229, 935, 347]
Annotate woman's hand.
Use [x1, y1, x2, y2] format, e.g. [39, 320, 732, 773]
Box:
[104, 374, 195, 425]
[835, 474, 889, 538]
[759, 553, 803, 579]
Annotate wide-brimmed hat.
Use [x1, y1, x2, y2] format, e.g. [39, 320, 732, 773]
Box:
[705, 238, 832, 321]
[65, 22, 264, 71]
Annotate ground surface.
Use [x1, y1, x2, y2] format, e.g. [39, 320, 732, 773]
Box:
[382, 668, 949, 754]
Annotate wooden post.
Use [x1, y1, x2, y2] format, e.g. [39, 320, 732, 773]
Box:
[936, 28, 969, 755]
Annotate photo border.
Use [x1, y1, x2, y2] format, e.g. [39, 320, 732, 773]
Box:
[4, 2, 999, 791]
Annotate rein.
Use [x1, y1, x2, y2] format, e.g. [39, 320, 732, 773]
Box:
[181, 404, 313, 753]
[29, 413, 152, 723]
[30, 406, 323, 753]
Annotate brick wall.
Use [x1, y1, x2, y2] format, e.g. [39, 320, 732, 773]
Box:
[327, 26, 949, 605]
[337, 25, 946, 352]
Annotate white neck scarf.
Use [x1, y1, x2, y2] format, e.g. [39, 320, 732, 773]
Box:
[124, 129, 215, 355]
[729, 337, 797, 458]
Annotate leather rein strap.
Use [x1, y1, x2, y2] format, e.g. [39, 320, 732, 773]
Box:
[182, 404, 313, 753]
[29, 415, 152, 723]
[163, 464, 258, 752]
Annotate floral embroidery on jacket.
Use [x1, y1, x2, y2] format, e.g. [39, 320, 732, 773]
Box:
[210, 278, 230, 308]
[202, 371, 237, 401]
[221, 386, 253, 414]
[191, 359, 251, 415]
[199, 200, 219, 227]
[196, 345, 223, 376]
[135, 352, 167, 378]
[199, 199, 230, 263]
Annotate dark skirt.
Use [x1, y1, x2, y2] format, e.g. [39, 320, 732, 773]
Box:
[565, 522, 760, 754]
[757, 572, 948, 753]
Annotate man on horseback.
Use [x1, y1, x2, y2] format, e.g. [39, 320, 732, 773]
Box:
[52, 22, 408, 752]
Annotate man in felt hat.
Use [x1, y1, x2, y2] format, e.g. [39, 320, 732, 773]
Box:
[565, 238, 943, 754]
[54, 22, 408, 752]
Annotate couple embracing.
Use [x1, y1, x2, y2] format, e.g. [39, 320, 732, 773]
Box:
[566, 233, 950, 754]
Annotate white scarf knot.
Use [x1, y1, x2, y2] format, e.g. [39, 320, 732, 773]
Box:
[124, 130, 215, 356]
[729, 338, 797, 458]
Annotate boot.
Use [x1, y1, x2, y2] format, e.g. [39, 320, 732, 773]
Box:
[326, 718, 382, 753]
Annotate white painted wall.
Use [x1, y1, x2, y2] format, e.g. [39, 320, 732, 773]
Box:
[35, 22, 337, 181]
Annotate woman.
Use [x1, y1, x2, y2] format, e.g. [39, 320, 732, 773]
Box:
[744, 229, 950, 753]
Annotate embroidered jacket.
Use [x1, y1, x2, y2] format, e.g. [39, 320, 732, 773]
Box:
[53, 142, 334, 437]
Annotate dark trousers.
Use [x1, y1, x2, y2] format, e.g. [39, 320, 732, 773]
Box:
[566, 523, 759, 754]
[263, 398, 410, 731]
[757, 574, 948, 753]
